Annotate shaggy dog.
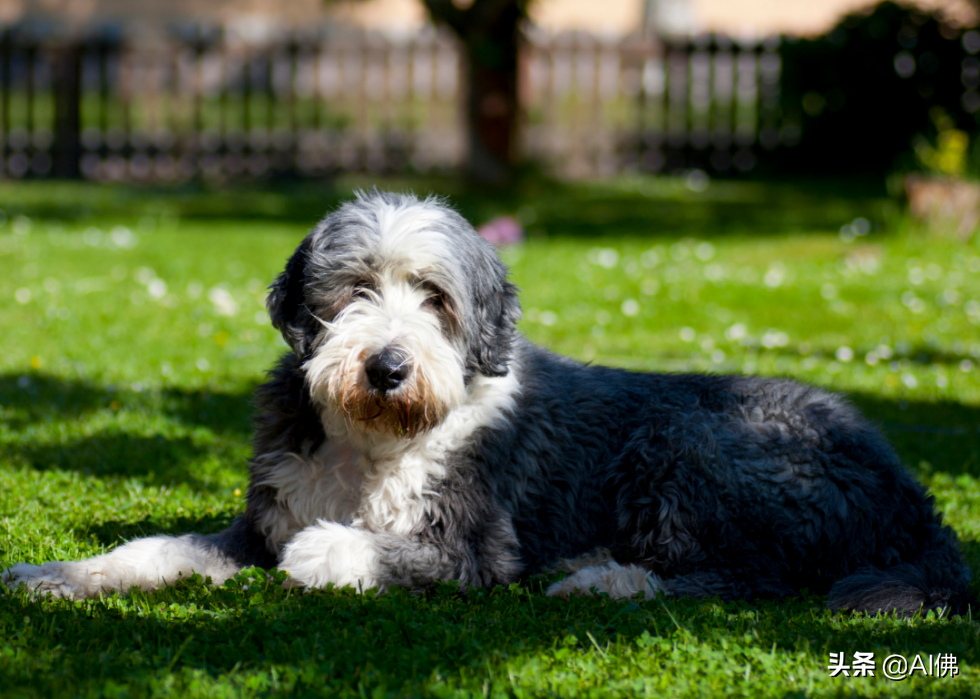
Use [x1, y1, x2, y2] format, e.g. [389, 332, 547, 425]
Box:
[3, 191, 973, 616]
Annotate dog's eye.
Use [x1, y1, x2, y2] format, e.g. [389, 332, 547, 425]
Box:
[423, 288, 445, 309]
[352, 282, 373, 299]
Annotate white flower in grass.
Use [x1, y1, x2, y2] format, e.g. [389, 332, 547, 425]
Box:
[695, 242, 715, 261]
[209, 287, 238, 316]
[725, 323, 747, 341]
[83, 228, 102, 246]
[539, 311, 558, 326]
[148, 279, 167, 300]
[679, 327, 696, 342]
[703, 264, 724, 281]
[640, 249, 662, 268]
[761, 331, 789, 349]
[764, 264, 785, 288]
[12, 216, 31, 236]
[595, 248, 619, 269]
[901, 373, 918, 389]
[835, 346, 854, 363]
[621, 299, 640, 317]
[902, 291, 926, 313]
[111, 226, 137, 249]
[942, 288, 961, 305]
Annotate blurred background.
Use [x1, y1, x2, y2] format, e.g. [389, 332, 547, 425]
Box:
[0, 0, 977, 190]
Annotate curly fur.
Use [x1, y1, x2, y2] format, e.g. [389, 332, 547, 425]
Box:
[4, 190, 973, 618]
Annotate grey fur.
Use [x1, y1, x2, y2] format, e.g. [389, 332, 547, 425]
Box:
[235, 190, 973, 616]
[8, 190, 970, 616]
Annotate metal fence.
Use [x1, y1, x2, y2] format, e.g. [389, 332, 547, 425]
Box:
[521, 31, 786, 176]
[0, 23, 791, 181]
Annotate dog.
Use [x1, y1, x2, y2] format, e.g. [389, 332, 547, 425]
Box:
[4, 190, 973, 616]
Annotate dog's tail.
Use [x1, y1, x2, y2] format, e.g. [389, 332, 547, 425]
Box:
[827, 527, 974, 618]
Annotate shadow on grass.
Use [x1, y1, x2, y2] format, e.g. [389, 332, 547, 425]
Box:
[0, 372, 257, 438]
[0, 175, 892, 240]
[757, 341, 980, 375]
[82, 514, 239, 546]
[844, 391, 980, 480]
[1, 576, 977, 698]
[12, 433, 228, 493]
[0, 372, 256, 492]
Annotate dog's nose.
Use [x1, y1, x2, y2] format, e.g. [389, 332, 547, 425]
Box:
[365, 348, 410, 392]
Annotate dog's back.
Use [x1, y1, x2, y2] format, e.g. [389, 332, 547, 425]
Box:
[469, 340, 973, 616]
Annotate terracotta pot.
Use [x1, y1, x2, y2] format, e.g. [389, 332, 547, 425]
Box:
[905, 175, 980, 240]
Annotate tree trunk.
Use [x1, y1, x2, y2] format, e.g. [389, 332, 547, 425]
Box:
[423, 0, 525, 182]
[52, 40, 82, 179]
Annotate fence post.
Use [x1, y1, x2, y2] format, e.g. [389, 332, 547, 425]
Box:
[53, 37, 82, 178]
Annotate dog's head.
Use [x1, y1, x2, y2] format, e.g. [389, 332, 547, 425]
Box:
[267, 190, 521, 439]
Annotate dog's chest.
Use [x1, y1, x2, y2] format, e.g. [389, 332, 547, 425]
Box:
[260, 436, 443, 545]
[300, 440, 363, 523]
[258, 441, 363, 547]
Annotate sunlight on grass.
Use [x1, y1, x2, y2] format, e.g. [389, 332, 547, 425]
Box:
[0, 177, 978, 698]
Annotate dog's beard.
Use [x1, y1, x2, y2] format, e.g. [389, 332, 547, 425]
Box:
[307, 349, 458, 441]
[304, 303, 467, 441]
[337, 375, 444, 439]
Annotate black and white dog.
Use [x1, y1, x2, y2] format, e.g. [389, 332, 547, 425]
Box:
[4, 191, 973, 616]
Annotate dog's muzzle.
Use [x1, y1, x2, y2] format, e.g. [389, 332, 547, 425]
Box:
[365, 347, 411, 393]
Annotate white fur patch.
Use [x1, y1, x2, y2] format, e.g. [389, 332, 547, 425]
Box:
[546, 562, 670, 600]
[253, 368, 519, 548]
[293, 193, 524, 541]
[255, 440, 363, 550]
[350, 193, 455, 274]
[351, 368, 521, 535]
[279, 520, 379, 591]
[2, 536, 240, 599]
[303, 272, 467, 439]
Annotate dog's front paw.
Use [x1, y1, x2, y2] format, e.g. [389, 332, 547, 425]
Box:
[280, 521, 380, 592]
[2, 562, 92, 599]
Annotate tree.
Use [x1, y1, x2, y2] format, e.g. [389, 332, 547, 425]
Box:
[421, 0, 530, 182]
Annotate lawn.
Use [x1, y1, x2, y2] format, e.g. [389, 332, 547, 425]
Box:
[1, 174, 979, 698]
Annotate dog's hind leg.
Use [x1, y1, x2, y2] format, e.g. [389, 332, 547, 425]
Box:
[546, 561, 670, 600]
[826, 529, 974, 617]
[545, 563, 795, 602]
[3, 517, 273, 599]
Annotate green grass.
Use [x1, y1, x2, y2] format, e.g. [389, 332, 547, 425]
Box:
[1, 175, 979, 698]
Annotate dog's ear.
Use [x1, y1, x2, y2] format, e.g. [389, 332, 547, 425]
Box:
[267, 236, 314, 358]
[469, 275, 522, 377]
